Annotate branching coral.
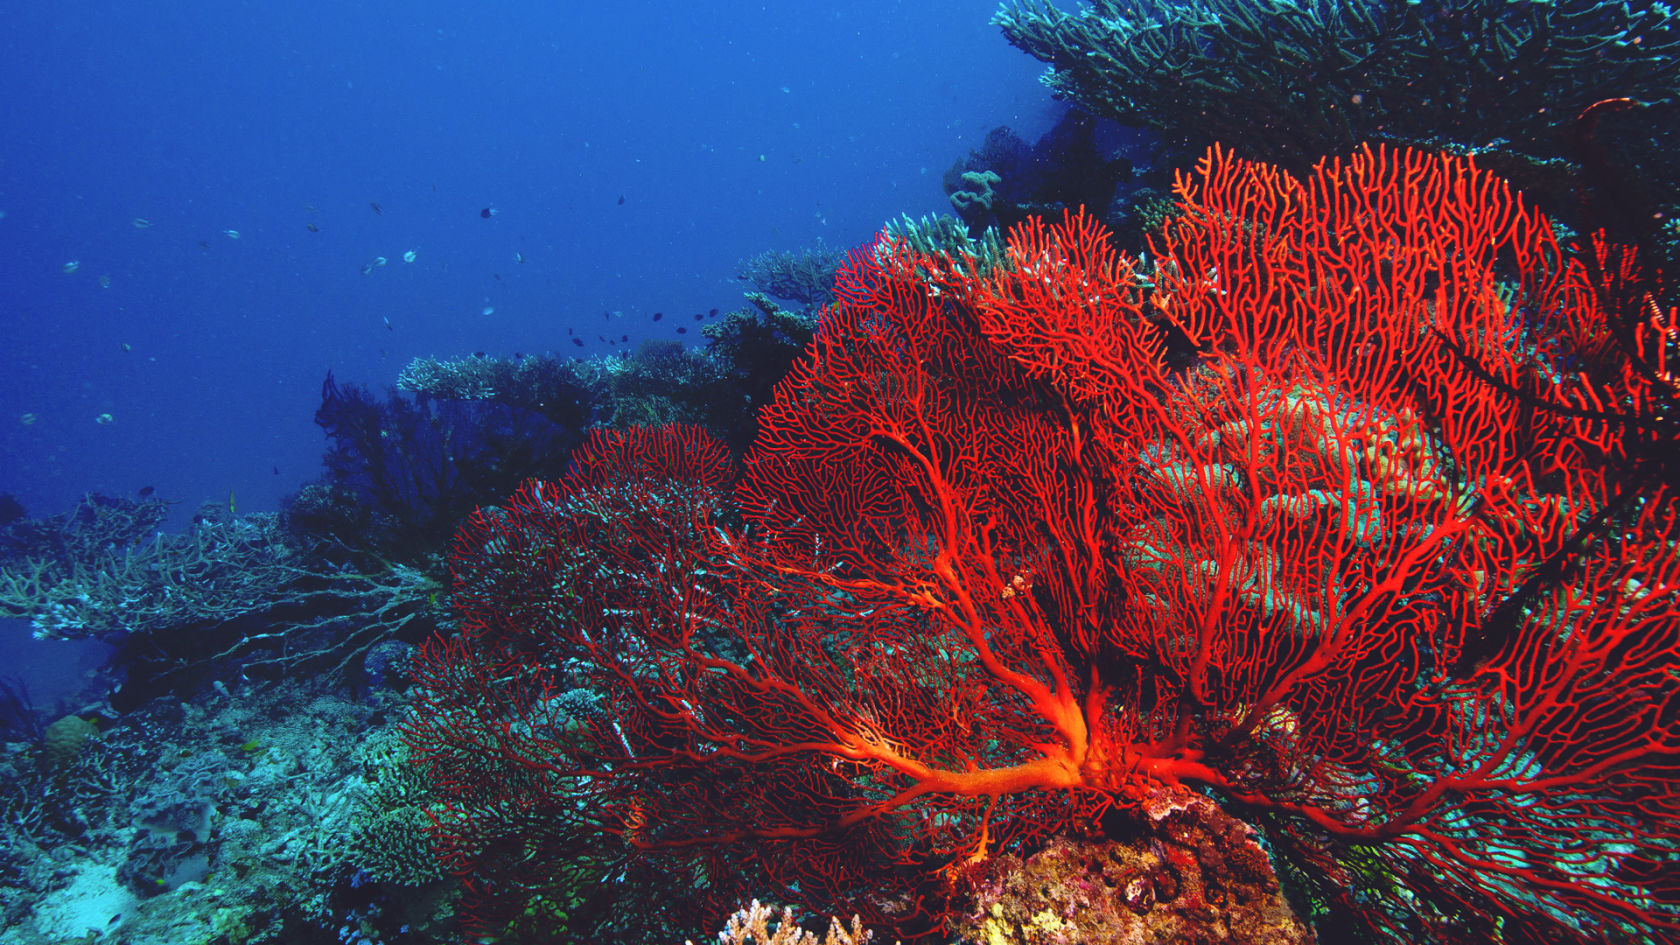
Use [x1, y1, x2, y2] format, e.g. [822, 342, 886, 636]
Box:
[2, 511, 306, 640]
[739, 243, 850, 309]
[0, 499, 441, 706]
[693, 900, 877, 945]
[396, 352, 599, 432]
[407, 146, 1680, 943]
[882, 214, 1007, 273]
[995, 0, 1679, 174]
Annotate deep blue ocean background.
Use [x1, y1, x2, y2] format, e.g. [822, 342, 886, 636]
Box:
[0, 1, 1055, 697]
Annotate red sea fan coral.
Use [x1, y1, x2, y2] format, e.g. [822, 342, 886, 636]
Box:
[408, 146, 1680, 944]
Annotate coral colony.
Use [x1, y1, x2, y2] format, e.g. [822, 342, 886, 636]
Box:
[3, 2, 1678, 943]
[406, 148, 1680, 943]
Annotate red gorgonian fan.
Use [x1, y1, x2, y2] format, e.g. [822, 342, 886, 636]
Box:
[405, 145, 1680, 943]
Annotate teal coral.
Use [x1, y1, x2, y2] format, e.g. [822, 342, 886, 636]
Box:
[395, 352, 598, 431]
[949, 169, 1003, 213]
[995, 0, 1680, 170]
[881, 212, 1007, 272]
[349, 741, 446, 887]
[738, 242, 849, 308]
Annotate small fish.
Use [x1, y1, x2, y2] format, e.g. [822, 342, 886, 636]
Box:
[481, 207, 498, 218]
[98, 274, 111, 289]
[306, 222, 320, 232]
[383, 316, 393, 331]
[402, 249, 417, 263]
[652, 311, 663, 322]
[228, 489, 237, 516]
[95, 412, 114, 425]
[197, 240, 210, 249]
[120, 342, 131, 352]
[481, 306, 495, 316]
[361, 263, 375, 275]
[708, 307, 719, 316]
[132, 218, 152, 228]
[571, 338, 583, 347]
[369, 201, 383, 215]
[138, 486, 155, 498]
[620, 334, 628, 342]
[272, 464, 280, 475]
[19, 413, 37, 425]
[677, 326, 688, 334]
[693, 313, 703, 321]
[62, 260, 80, 274]
[617, 195, 625, 205]
[223, 229, 241, 239]
[374, 256, 388, 267]
[514, 252, 524, 264]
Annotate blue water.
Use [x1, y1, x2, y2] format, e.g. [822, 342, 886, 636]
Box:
[0, 0, 1052, 521]
[0, 0, 1055, 701]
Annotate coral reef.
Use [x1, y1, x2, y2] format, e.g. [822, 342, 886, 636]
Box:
[347, 739, 446, 888]
[882, 214, 1006, 272]
[0, 497, 442, 710]
[692, 900, 879, 945]
[940, 115, 1136, 236]
[738, 243, 850, 309]
[9, 7, 1679, 942]
[406, 146, 1680, 943]
[952, 790, 1312, 945]
[0, 677, 46, 745]
[304, 372, 576, 559]
[0, 678, 458, 945]
[994, 0, 1680, 270]
[393, 352, 598, 431]
[398, 297, 814, 459]
[995, 0, 1678, 170]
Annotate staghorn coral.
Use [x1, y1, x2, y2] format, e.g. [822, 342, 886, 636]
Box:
[0, 499, 443, 708]
[0, 491, 169, 568]
[2, 510, 309, 641]
[691, 900, 878, 945]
